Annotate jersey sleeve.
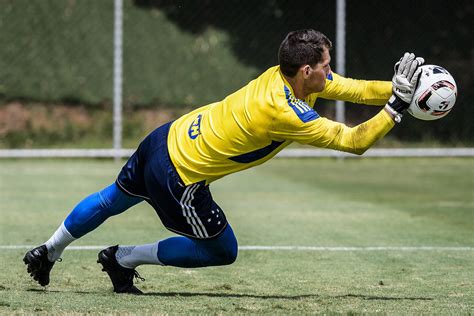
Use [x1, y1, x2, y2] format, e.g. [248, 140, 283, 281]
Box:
[269, 89, 395, 155]
[317, 72, 392, 106]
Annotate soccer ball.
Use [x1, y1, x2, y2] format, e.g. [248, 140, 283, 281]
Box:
[408, 65, 457, 121]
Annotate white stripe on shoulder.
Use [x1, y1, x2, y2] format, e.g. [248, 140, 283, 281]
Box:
[292, 101, 305, 114]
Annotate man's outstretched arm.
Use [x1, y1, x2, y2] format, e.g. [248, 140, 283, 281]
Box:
[307, 108, 395, 155]
[270, 53, 424, 154]
[317, 72, 392, 106]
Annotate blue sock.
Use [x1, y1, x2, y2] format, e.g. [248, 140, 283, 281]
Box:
[157, 224, 238, 268]
[64, 183, 143, 238]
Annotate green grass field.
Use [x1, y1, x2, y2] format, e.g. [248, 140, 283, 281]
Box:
[0, 158, 473, 314]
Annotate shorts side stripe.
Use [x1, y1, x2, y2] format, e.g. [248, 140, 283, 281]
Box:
[180, 184, 204, 238]
[184, 184, 204, 238]
[180, 185, 199, 237]
[188, 187, 209, 238]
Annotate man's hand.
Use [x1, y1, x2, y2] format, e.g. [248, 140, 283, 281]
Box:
[392, 52, 425, 105]
[385, 52, 425, 122]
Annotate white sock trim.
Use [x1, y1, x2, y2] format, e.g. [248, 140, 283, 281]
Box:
[116, 242, 163, 269]
[44, 222, 76, 261]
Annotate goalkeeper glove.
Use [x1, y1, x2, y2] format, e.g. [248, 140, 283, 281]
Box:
[392, 52, 425, 105]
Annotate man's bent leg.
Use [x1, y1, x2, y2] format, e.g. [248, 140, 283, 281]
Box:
[110, 224, 238, 270]
[47, 182, 142, 260]
[64, 183, 143, 238]
[157, 224, 238, 268]
[24, 183, 143, 286]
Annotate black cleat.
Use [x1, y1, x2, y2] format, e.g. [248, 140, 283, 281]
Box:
[97, 245, 144, 294]
[23, 245, 55, 286]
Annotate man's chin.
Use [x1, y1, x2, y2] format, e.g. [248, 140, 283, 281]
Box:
[315, 85, 325, 93]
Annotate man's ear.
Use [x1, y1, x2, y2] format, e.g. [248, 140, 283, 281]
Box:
[302, 65, 311, 78]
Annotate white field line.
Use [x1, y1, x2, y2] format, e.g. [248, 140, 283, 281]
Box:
[1, 148, 474, 158]
[1, 245, 473, 251]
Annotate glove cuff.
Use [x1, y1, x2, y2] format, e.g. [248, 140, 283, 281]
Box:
[388, 95, 410, 114]
[385, 104, 403, 123]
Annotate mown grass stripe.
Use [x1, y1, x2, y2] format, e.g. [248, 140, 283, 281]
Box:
[2, 245, 473, 251]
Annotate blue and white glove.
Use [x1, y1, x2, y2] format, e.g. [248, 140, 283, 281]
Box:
[390, 52, 425, 114]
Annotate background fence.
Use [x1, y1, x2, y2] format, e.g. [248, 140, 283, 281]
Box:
[0, 0, 472, 157]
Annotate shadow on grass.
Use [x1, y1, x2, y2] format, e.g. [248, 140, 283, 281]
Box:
[334, 293, 433, 301]
[143, 291, 434, 301]
[26, 288, 99, 295]
[25, 288, 433, 301]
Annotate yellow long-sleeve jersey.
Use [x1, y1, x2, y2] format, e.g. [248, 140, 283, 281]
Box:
[168, 66, 394, 185]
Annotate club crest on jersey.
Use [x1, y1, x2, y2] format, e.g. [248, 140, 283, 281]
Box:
[188, 114, 202, 139]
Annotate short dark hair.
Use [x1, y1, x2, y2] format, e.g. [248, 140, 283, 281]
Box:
[278, 29, 332, 77]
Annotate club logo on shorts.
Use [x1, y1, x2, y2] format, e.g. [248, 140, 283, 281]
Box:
[188, 114, 202, 139]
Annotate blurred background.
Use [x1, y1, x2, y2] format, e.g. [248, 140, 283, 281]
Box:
[0, 0, 472, 150]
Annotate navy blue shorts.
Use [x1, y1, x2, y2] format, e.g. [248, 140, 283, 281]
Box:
[116, 122, 228, 239]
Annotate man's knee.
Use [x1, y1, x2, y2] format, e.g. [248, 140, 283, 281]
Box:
[199, 225, 238, 266]
[220, 239, 238, 265]
[227, 247, 238, 265]
[218, 224, 238, 265]
[206, 243, 237, 266]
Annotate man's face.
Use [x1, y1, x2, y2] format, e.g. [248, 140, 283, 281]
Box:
[304, 47, 331, 93]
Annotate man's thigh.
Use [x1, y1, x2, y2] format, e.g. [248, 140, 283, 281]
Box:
[144, 168, 229, 239]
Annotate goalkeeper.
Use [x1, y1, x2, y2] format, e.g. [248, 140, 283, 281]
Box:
[24, 29, 424, 294]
